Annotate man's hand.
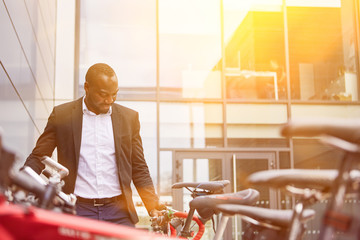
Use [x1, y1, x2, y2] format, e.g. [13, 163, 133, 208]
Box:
[150, 209, 162, 218]
[150, 203, 167, 217]
[150, 209, 169, 233]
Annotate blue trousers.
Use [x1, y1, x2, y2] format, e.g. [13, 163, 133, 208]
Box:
[75, 196, 134, 227]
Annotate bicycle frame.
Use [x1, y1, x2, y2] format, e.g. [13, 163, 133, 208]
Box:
[0, 194, 170, 240]
[319, 151, 360, 239]
[281, 119, 360, 240]
[171, 211, 205, 239]
[151, 208, 205, 239]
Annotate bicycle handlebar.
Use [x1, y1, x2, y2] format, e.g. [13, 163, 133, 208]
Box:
[41, 156, 69, 179]
[9, 170, 46, 198]
[16, 166, 76, 211]
[22, 166, 47, 185]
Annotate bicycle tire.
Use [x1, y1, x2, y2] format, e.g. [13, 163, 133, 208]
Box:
[170, 211, 205, 240]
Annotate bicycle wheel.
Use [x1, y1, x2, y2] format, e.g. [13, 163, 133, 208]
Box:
[170, 211, 205, 240]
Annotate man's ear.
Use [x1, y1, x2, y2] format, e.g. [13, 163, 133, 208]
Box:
[84, 81, 89, 93]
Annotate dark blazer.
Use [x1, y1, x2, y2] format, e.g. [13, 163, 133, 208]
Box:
[24, 97, 161, 224]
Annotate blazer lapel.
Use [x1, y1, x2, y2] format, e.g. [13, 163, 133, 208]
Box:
[72, 98, 83, 168]
[111, 105, 124, 189]
[111, 105, 122, 163]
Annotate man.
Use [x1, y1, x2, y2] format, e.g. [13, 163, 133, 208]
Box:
[24, 63, 164, 226]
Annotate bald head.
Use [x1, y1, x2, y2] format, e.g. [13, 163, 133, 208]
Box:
[85, 63, 117, 85]
[84, 63, 119, 115]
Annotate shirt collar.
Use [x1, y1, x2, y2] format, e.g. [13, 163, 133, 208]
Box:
[82, 96, 112, 116]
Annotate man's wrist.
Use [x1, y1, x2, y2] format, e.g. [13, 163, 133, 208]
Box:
[149, 209, 157, 217]
[156, 203, 167, 211]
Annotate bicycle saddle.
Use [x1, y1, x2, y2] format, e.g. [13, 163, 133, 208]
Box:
[172, 180, 230, 193]
[247, 169, 360, 192]
[216, 204, 315, 229]
[281, 118, 360, 144]
[189, 189, 259, 219]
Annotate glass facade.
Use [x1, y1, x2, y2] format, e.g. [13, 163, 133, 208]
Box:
[223, 0, 359, 102]
[78, 0, 157, 99]
[160, 103, 223, 148]
[0, 0, 359, 237]
[287, 1, 357, 101]
[159, 0, 222, 99]
[77, 0, 360, 236]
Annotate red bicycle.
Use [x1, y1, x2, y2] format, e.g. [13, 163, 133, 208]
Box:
[0, 141, 172, 240]
[151, 208, 205, 240]
[151, 181, 259, 239]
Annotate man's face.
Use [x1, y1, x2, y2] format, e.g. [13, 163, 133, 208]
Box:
[84, 73, 119, 115]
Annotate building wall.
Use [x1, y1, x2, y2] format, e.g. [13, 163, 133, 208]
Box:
[0, 0, 57, 169]
[0, 0, 76, 169]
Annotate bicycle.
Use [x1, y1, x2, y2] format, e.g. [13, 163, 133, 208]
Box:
[280, 118, 360, 239]
[0, 137, 172, 239]
[208, 119, 360, 240]
[229, 168, 359, 239]
[151, 180, 259, 239]
[153, 177, 316, 240]
[7, 156, 76, 213]
[151, 207, 205, 239]
[151, 180, 230, 239]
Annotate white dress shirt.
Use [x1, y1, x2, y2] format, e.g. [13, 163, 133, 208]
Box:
[74, 97, 122, 198]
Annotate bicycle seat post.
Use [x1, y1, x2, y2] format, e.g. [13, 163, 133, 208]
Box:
[287, 202, 304, 240]
[180, 207, 196, 238]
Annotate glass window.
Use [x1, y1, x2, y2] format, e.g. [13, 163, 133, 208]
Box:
[159, 151, 173, 195]
[293, 138, 342, 169]
[160, 103, 223, 148]
[223, 0, 360, 102]
[79, 0, 157, 99]
[223, 1, 287, 100]
[182, 158, 222, 209]
[287, 0, 359, 101]
[159, 0, 222, 99]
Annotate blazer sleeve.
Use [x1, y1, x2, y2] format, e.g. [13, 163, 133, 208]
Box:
[130, 112, 165, 213]
[24, 109, 57, 174]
